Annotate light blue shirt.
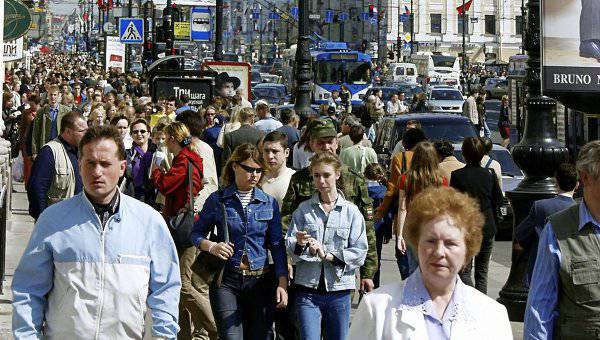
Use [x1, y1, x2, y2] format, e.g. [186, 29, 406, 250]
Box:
[402, 270, 464, 340]
[254, 116, 283, 134]
[524, 201, 600, 339]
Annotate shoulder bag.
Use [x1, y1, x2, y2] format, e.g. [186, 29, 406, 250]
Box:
[169, 160, 197, 249]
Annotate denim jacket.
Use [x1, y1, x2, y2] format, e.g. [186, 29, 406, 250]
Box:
[190, 185, 288, 279]
[286, 192, 368, 291]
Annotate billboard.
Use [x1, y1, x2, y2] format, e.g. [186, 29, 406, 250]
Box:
[191, 7, 211, 41]
[4, 37, 23, 61]
[152, 77, 213, 110]
[201, 61, 251, 100]
[105, 35, 126, 73]
[542, 0, 600, 92]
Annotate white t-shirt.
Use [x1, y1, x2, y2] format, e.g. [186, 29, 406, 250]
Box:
[260, 167, 296, 209]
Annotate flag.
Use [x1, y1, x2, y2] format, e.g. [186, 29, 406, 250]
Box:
[404, 5, 410, 14]
[108, 0, 113, 10]
[456, 0, 473, 15]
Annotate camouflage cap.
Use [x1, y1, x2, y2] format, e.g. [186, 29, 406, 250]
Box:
[308, 118, 338, 139]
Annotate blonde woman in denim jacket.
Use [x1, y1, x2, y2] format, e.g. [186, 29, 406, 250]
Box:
[286, 152, 368, 340]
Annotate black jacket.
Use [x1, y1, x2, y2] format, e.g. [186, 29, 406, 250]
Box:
[450, 164, 504, 239]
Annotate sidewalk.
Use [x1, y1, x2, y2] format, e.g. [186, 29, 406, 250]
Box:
[0, 183, 525, 339]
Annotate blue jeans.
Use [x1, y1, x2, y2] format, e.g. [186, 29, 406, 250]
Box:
[209, 270, 275, 340]
[296, 289, 351, 340]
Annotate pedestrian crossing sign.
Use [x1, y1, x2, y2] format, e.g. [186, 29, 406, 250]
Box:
[119, 18, 144, 44]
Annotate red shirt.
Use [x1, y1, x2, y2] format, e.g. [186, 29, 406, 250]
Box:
[151, 147, 204, 218]
[398, 173, 449, 197]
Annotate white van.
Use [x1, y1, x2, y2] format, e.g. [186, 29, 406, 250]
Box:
[386, 63, 418, 83]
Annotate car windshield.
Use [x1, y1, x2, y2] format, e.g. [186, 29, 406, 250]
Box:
[396, 84, 423, 97]
[395, 120, 477, 144]
[254, 88, 280, 98]
[453, 149, 523, 177]
[431, 55, 456, 68]
[430, 90, 463, 101]
[315, 61, 342, 84]
[252, 72, 262, 83]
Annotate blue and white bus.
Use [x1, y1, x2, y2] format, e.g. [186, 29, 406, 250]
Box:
[282, 41, 372, 105]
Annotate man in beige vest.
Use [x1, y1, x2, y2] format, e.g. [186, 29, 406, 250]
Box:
[524, 140, 600, 339]
[27, 112, 87, 219]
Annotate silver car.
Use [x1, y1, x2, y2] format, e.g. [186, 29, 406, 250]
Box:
[427, 86, 465, 114]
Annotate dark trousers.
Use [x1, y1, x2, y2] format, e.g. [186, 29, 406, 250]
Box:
[209, 269, 275, 340]
[273, 283, 300, 340]
[460, 235, 494, 294]
[373, 227, 385, 288]
[580, 0, 600, 41]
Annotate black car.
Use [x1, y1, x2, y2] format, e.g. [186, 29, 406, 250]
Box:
[374, 113, 523, 239]
[390, 82, 424, 101]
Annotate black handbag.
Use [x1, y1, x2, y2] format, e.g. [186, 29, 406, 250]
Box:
[192, 190, 229, 287]
[169, 160, 196, 249]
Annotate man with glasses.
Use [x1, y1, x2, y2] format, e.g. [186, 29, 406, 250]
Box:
[165, 96, 177, 121]
[27, 112, 88, 219]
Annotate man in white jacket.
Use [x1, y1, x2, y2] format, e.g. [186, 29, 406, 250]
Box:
[12, 125, 181, 339]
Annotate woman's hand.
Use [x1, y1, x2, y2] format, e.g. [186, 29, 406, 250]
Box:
[209, 242, 234, 260]
[295, 231, 312, 247]
[396, 237, 407, 255]
[275, 277, 288, 309]
[308, 239, 326, 259]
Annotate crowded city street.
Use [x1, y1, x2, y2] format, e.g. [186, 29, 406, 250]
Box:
[0, 0, 599, 337]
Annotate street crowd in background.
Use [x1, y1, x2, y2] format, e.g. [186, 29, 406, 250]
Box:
[0, 52, 599, 340]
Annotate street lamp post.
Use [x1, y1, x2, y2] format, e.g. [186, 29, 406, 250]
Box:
[496, 0, 569, 321]
[214, 0, 224, 61]
[293, 0, 313, 118]
[409, 0, 414, 55]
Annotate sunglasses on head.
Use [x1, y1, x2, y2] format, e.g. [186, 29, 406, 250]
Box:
[237, 162, 263, 174]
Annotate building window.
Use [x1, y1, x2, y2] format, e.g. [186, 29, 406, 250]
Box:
[458, 14, 469, 34]
[485, 15, 496, 34]
[516, 15, 523, 35]
[431, 14, 442, 33]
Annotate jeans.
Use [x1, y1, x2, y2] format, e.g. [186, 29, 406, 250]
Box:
[178, 246, 218, 340]
[460, 235, 494, 293]
[209, 269, 275, 340]
[396, 244, 419, 280]
[296, 290, 351, 340]
[482, 120, 491, 138]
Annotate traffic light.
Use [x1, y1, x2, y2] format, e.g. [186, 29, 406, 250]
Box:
[368, 4, 374, 17]
[143, 41, 153, 66]
[388, 50, 394, 60]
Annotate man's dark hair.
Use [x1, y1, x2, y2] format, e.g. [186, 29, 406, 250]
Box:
[262, 130, 289, 149]
[402, 128, 427, 150]
[79, 125, 126, 160]
[27, 94, 41, 105]
[434, 139, 454, 159]
[280, 108, 296, 125]
[167, 96, 177, 103]
[349, 125, 365, 144]
[480, 137, 493, 154]
[405, 120, 422, 129]
[179, 94, 190, 104]
[176, 110, 206, 138]
[461, 137, 485, 165]
[556, 163, 578, 191]
[60, 111, 83, 134]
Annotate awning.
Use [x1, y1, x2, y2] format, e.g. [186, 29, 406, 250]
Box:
[150, 0, 215, 6]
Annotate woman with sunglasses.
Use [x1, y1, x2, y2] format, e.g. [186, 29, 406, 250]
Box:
[191, 143, 289, 340]
[125, 118, 155, 202]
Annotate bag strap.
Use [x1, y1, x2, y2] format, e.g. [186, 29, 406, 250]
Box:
[401, 151, 407, 173]
[219, 190, 230, 244]
[484, 157, 493, 169]
[187, 161, 194, 210]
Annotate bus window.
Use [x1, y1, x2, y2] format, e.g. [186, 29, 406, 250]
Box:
[315, 61, 342, 84]
[346, 62, 371, 84]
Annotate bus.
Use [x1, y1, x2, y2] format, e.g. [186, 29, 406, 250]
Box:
[409, 53, 461, 89]
[282, 41, 372, 105]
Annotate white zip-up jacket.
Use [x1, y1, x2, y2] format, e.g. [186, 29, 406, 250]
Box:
[12, 192, 181, 339]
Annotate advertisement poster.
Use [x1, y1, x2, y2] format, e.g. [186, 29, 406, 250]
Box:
[543, 0, 600, 92]
[4, 37, 23, 61]
[152, 77, 213, 110]
[202, 61, 251, 100]
[105, 36, 126, 73]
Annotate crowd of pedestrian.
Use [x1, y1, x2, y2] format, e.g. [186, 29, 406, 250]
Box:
[2, 52, 599, 340]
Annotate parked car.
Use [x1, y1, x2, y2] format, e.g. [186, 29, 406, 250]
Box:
[426, 86, 465, 114]
[373, 113, 523, 239]
[251, 70, 263, 87]
[260, 73, 282, 84]
[485, 79, 508, 99]
[253, 83, 290, 105]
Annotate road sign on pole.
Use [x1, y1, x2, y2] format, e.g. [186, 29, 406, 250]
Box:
[191, 7, 211, 41]
[119, 18, 143, 44]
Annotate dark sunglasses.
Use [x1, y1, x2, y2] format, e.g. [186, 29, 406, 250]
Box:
[132, 129, 147, 134]
[237, 163, 263, 174]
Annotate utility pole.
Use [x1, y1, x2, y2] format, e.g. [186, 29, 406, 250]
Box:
[293, 0, 313, 119]
[126, 0, 132, 72]
[214, 0, 224, 60]
[461, 0, 468, 92]
[259, 7, 263, 64]
[163, 0, 174, 56]
[410, 0, 414, 55]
